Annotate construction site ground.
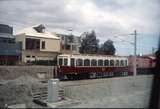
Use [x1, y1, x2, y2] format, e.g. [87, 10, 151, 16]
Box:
[0, 67, 153, 108]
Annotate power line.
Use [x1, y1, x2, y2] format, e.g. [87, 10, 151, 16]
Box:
[114, 30, 137, 77]
[113, 37, 158, 47]
[113, 36, 134, 45]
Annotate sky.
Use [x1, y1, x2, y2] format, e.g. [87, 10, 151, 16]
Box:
[0, 0, 160, 55]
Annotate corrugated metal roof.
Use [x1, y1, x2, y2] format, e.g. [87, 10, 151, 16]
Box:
[16, 25, 60, 40]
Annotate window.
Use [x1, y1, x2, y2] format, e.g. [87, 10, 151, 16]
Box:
[8, 39, 14, 43]
[42, 41, 45, 49]
[36, 41, 40, 49]
[3, 39, 7, 43]
[98, 60, 103, 66]
[84, 59, 90, 66]
[110, 60, 114, 66]
[91, 59, 97, 66]
[26, 55, 30, 58]
[26, 38, 40, 50]
[71, 58, 75, 67]
[59, 58, 63, 66]
[27, 60, 31, 63]
[32, 56, 35, 58]
[65, 44, 71, 50]
[68, 35, 74, 43]
[78, 38, 81, 43]
[76, 59, 83, 66]
[104, 60, 109, 66]
[72, 45, 76, 51]
[120, 60, 124, 66]
[115, 60, 119, 66]
[64, 58, 68, 66]
[125, 60, 128, 66]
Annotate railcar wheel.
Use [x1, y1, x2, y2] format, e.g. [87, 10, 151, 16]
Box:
[66, 74, 73, 80]
[59, 75, 65, 81]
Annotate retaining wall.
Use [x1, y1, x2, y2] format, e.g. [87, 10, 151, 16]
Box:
[0, 66, 55, 81]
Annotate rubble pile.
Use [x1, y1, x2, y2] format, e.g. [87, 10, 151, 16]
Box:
[0, 75, 44, 108]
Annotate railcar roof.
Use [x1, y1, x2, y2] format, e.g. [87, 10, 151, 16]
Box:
[58, 54, 128, 58]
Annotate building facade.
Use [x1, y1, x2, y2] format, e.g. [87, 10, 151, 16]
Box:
[16, 24, 60, 63]
[0, 24, 21, 65]
[128, 55, 156, 68]
[57, 34, 81, 54]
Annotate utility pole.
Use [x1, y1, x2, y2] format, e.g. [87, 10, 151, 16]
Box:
[114, 30, 137, 77]
[70, 30, 73, 54]
[152, 47, 155, 55]
[128, 30, 137, 86]
[133, 30, 137, 77]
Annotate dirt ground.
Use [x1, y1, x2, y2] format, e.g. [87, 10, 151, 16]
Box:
[0, 70, 153, 108]
[0, 75, 44, 108]
[0, 66, 54, 108]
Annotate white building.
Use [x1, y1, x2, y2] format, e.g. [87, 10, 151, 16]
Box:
[15, 24, 60, 63]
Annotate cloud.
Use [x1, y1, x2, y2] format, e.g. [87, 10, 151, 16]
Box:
[0, 0, 159, 55]
[0, 0, 159, 34]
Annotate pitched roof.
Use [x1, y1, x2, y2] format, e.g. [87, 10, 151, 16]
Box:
[51, 28, 81, 36]
[16, 25, 60, 40]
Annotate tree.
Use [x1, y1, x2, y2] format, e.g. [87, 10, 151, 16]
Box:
[99, 39, 116, 55]
[79, 30, 99, 54]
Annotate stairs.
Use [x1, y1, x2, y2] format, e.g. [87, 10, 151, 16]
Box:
[31, 86, 48, 101]
[58, 88, 65, 100]
[31, 85, 65, 101]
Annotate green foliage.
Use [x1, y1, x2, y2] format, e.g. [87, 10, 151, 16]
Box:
[79, 30, 99, 54]
[99, 39, 116, 55]
[80, 30, 116, 55]
[0, 60, 16, 65]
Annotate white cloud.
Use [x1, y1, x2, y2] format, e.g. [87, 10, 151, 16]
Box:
[0, 0, 159, 55]
[59, 0, 160, 37]
[0, 0, 159, 35]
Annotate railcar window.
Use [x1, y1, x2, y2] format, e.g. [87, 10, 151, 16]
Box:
[64, 58, 68, 66]
[115, 60, 119, 66]
[76, 59, 83, 66]
[120, 60, 124, 66]
[84, 59, 90, 66]
[59, 58, 63, 66]
[98, 60, 103, 66]
[91, 59, 97, 66]
[71, 58, 75, 67]
[104, 60, 109, 66]
[110, 60, 114, 66]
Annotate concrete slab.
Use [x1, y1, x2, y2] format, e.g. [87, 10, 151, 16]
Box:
[46, 98, 81, 108]
[60, 75, 153, 101]
[8, 104, 26, 108]
[69, 90, 151, 108]
[37, 75, 153, 108]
